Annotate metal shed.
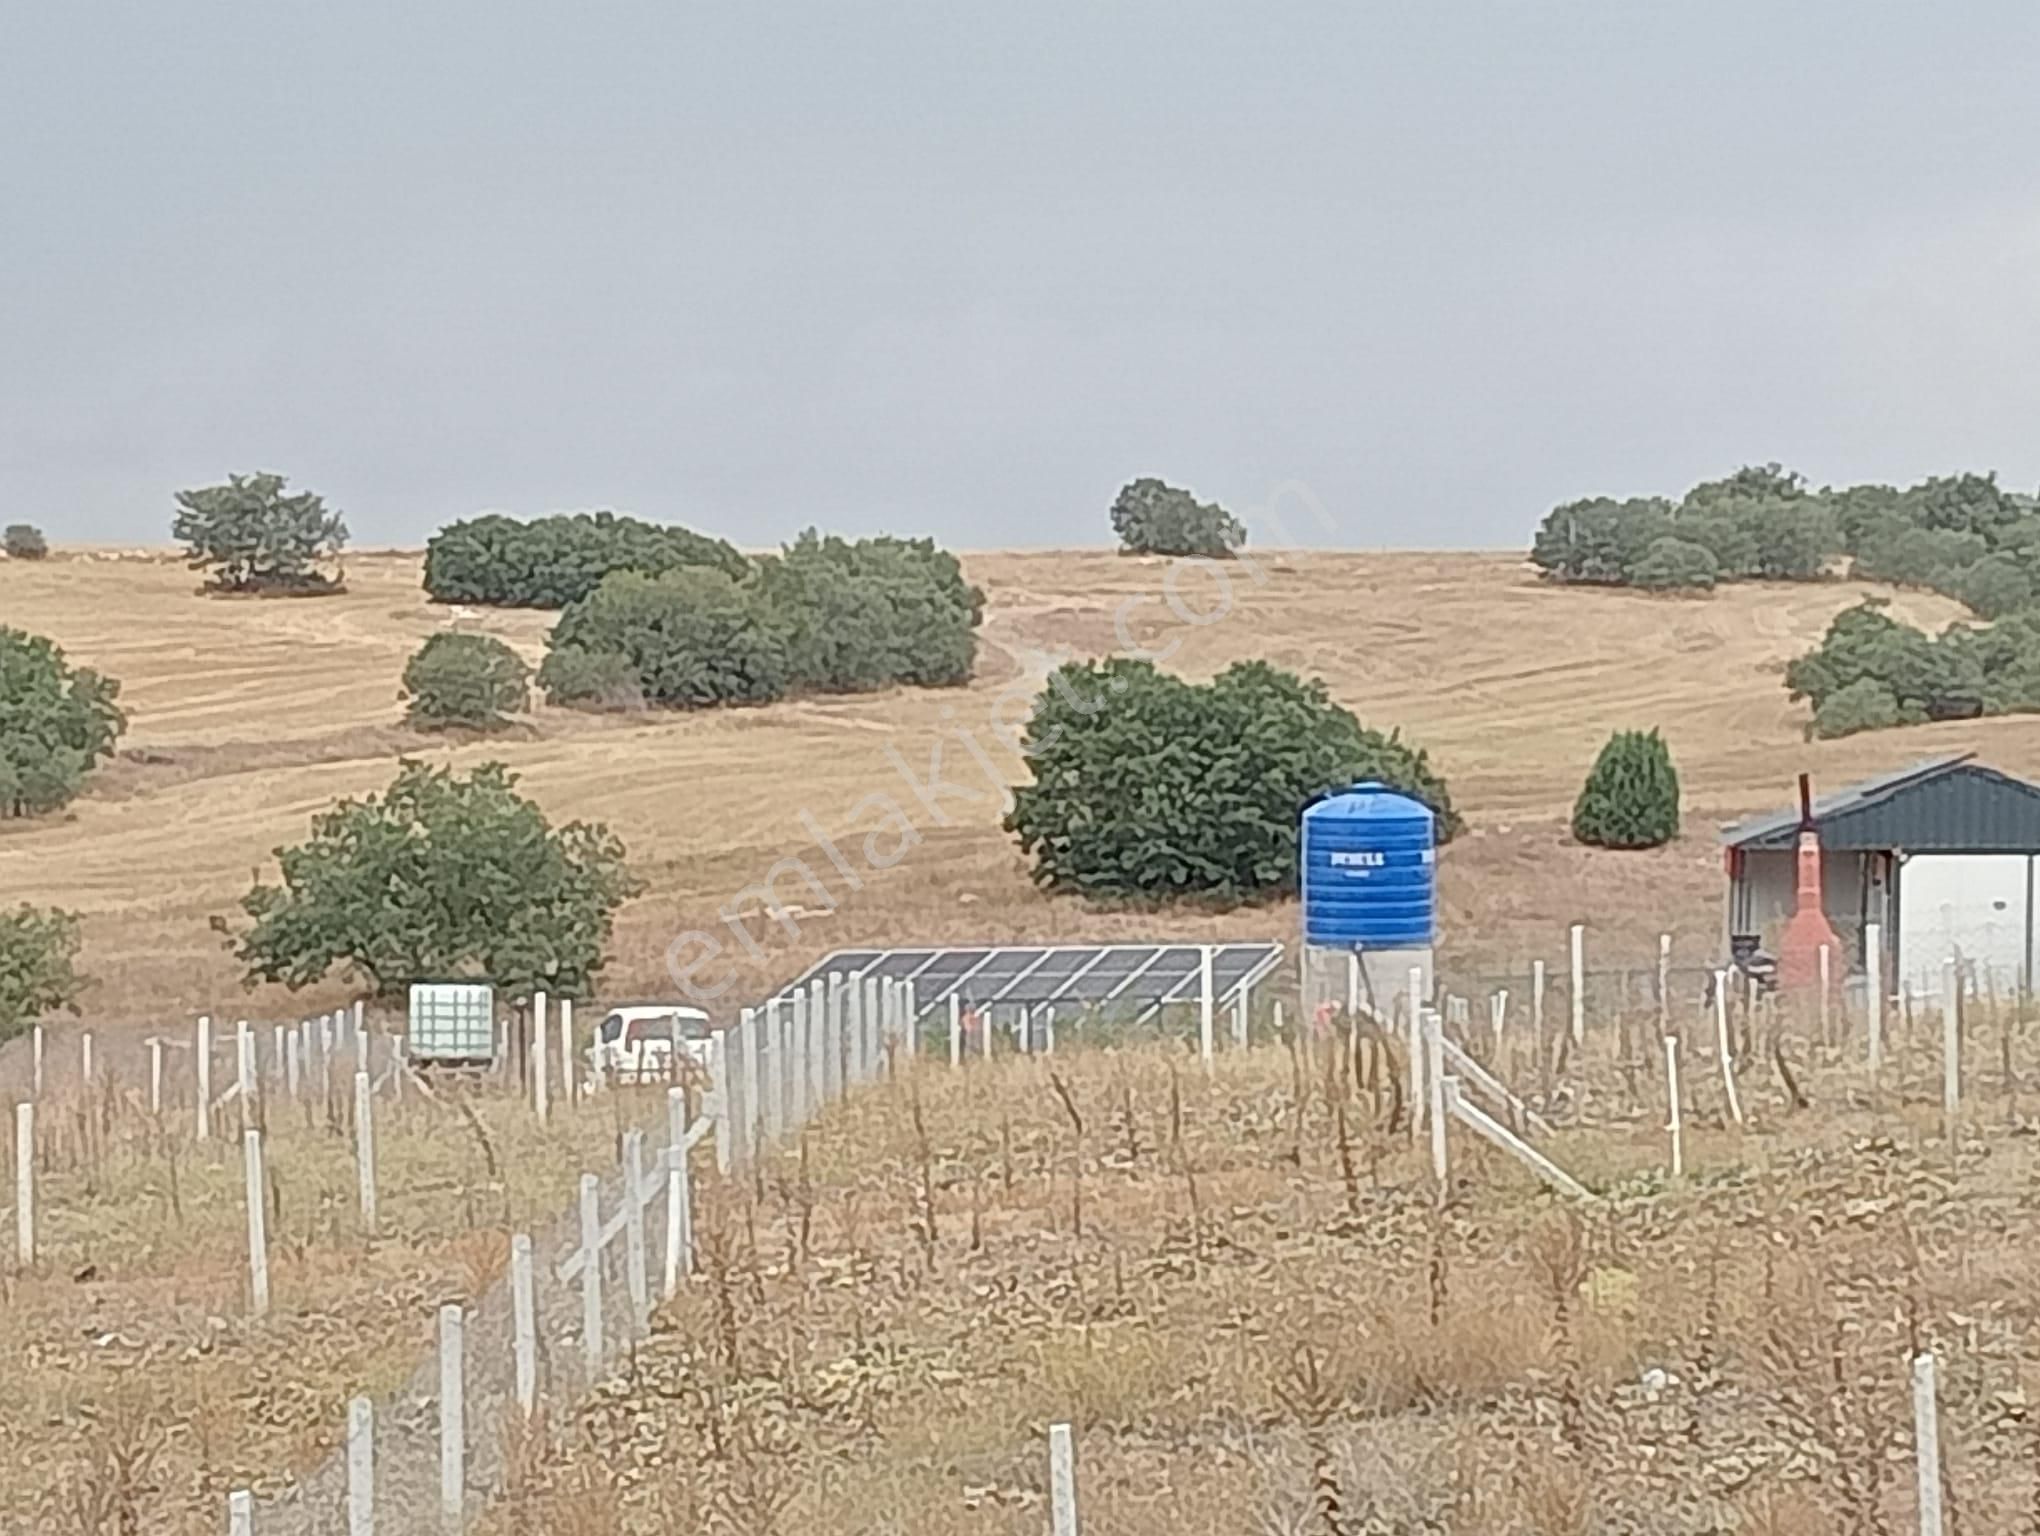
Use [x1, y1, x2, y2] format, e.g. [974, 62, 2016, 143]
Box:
[1721, 754, 2040, 994]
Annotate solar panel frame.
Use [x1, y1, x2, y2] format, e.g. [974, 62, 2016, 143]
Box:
[772, 941, 1283, 1014]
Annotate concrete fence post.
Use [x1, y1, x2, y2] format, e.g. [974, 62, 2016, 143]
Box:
[579, 1172, 604, 1378]
[1914, 1350, 1945, 1536]
[284, 1029, 301, 1103]
[1569, 923, 1585, 1047]
[710, 1035, 734, 1177]
[823, 975, 844, 1103]
[762, 999, 784, 1142]
[622, 1128, 650, 1329]
[559, 999, 574, 1105]
[738, 1007, 761, 1149]
[1049, 1421, 1079, 1536]
[243, 1129, 271, 1316]
[15, 1102, 33, 1268]
[531, 991, 550, 1126]
[1531, 962, 1545, 1049]
[196, 1016, 212, 1140]
[1198, 945, 1216, 1069]
[31, 1025, 43, 1100]
[81, 1030, 93, 1090]
[1664, 1036, 1683, 1179]
[347, 1396, 374, 1536]
[149, 1037, 164, 1117]
[1866, 921, 1885, 1076]
[354, 1070, 378, 1233]
[664, 1087, 694, 1295]
[1657, 933, 1671, 1037]
[228, 1489, 253, 1536]
[949, 993, 963, 1067]
[439, 1303, 464, 1528]
[1425, 1012, 1447, 1197]
[511, 1233, 537, 1418]
[808, 978, 827, 1107]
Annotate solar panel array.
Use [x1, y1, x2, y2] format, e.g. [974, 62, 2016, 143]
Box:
[772, 942, 1283, 1017]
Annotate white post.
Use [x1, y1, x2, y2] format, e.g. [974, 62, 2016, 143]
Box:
[761, 999, 783, 1142]
[196, 1016, 212, 1140]
[14, 1102, 33, 1268]
[353, 998, 365, 1044]
[664, 1087, 694, 1295]
[1569, 923, 1585, 1047]
[1426, 1014, 1447, 1195]
[243, 1129, 270, 1317]
[270, 1023, 285, 1091]
[1043, 1006, 1057, 1056]
[347, 1395, 374, 1536]
[824, 974, 844, 1102]
[531, 992, 549, 1125]
[949, 993, 962, 1068]
[30, 1025, 42, 1099]
[1531, 960, 1546, 1046]
[904, 980, 920, 1059]
[236, 1019, 252, 1109]
[149, 1037, 164, 1117]
[559, 999, 574, 1104]
[710, 1034, 734, 1177]
[511, 1233, 537, 1418]
[1712, 973, 1745, 1126]
[228, 1489, 253, 1536]
[284, 1030, 300, 1102]
[1866, 921, 1885, 1075]
[433, 1304, 464, 1529]
[738, 1007, 761, 1146]
[1943, 957, 1961, 1140]
[1664, 1036, 1683, 1179]
[863, 976, 882, 1080]
[1913, 1350, 1946, 1536]
[1407, 971, 1426, 1141]
[1048, 1421, 1079, 1536]
[622, 1128, 649, 1329]
[1198, 945, 1216, 1070]
[1232, 988, 1249, 1050]
[578, 1173, 604, 1378]
[1658, 933, 1671, 1036]
[80, 1030, 93, 1090]
[354, 1070, 377, 1232]
[1818, 943, 1833, 1042]
[809, 978, 828, 1103]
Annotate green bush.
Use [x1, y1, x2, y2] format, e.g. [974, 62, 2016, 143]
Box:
[0, 628, 125, 818]
[423, 511, 749, 608]
[754, 531, 981, 690]
[536, 648, 645, 712]
[1627, 536, 1719, 591]
[1959, 553, 2034, 619]
[1811, 678, 1910, 739]
[0, 904, 84, 1045]
[1529, 497, 1674, 583]
[237, 760, 640, 999]
[1109, 478, 1246, 559]
[401, 633, 530, 731]
[1571, 729, 1681, 849]
[1004, 658, 1457, 901]
[173, 472, 347, 593]
[545, 569, 790, 708]
[3, 524, 48, 560]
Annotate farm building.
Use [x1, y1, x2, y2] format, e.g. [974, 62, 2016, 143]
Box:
[1722, 754, 2040, 996]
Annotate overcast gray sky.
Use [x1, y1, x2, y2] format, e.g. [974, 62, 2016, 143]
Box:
[6, 4, 2040, 552]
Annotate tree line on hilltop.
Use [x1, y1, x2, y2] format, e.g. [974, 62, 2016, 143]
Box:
[1532, 464, 2040, 738]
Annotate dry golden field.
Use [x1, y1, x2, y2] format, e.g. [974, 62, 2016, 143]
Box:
[0, 543, 2022, 1033]
[9, 546, 2040, 1535]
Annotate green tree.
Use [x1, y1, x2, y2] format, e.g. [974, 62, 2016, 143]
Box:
[401, 633, 531, 731]
[535, 648, 644, 712]
[1571, 729, 1681, 850]
[237, 761, 640, 999]
[0, 628, 125, 818]
[1004, 658, 1457, 901]
[754, 530, 982, 691]
[1904, 472, 2016, 541]
[0, 904, 84, 1045]
[1627, 536, 1719, 591]
[1810, 678, 1910, 739]
[1958, 553, 2035, 619]
[543, 568, 789, 708]
[1109, 477, 1247, 559]
[3, 524, 48, 560]
[422, 511, 749, 608]
[1530, 498, 1673, 583]
[172, 472, 348, 593]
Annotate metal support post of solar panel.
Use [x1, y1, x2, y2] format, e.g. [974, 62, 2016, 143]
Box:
[769, 943, 1282, 1028]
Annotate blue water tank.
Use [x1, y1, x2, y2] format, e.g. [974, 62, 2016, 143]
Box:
[1301, 783, 1437, 948]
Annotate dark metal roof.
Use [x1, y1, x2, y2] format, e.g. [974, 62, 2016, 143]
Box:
[1721, 754, 2040, 853]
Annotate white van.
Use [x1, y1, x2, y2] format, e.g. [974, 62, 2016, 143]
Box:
[587, 1004, 714, 1084]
